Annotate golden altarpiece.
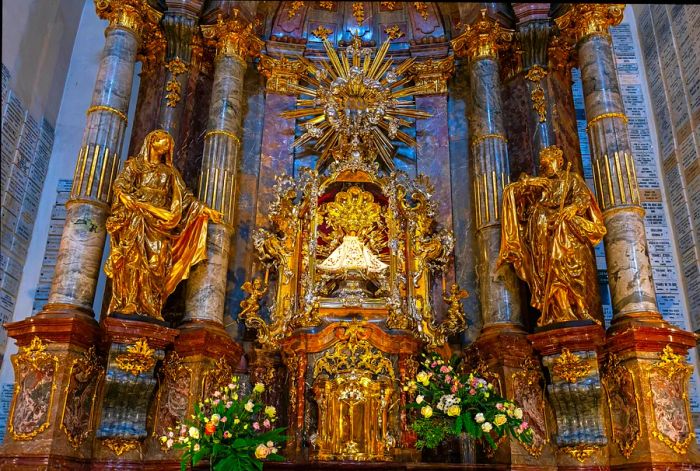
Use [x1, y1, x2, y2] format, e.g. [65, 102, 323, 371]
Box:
[1, 2, 699, 471]
[238, 37, 465, 461]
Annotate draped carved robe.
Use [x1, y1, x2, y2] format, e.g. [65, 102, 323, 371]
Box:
[497, 171, 606, 326]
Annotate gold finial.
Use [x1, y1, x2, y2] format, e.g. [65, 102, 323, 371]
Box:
[451, 9, 514, 60]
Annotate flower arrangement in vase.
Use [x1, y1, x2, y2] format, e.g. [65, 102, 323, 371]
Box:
[407, 352, 532, 451]
[160, 378, 286, 471]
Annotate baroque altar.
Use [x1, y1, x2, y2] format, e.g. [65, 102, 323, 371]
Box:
[239, 36, 465, 461]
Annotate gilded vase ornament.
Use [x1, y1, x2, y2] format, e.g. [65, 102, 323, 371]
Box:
[497, 145, 606, 327]
[104, 130, 222, 320]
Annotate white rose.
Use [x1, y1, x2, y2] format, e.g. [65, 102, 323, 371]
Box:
[188, 426, 200, 439]
[514, 408, 523, 420]
[475, 413, 485, 424]
[481, 422, 493, 433]
[245, 400, 254, 412]
[416, 395, 424, 404]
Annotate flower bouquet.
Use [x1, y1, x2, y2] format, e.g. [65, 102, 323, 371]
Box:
[161, 378, 286, 471]
[407, 352, 532, 451]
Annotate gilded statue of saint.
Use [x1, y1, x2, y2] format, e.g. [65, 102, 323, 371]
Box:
[104, 130, 222, 320]
[497, 146, 606, 327]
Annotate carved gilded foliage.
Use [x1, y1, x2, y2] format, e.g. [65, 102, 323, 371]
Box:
[201, 356, 234, 401]
[153, 352, 192, 440]
[60, 347, 104, 449]
[9, 337, 59, 440]
[115, 338, 156, 375]
[552, 348, 590, 383]
[647, 346, 695, 455]
[601, 353, 641, 459]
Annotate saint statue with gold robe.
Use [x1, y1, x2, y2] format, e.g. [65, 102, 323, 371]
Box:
[104, 129, 222, 320]
[497, 146, 606, 327]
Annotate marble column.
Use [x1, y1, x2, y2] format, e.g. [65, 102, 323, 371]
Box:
[184, 15, 263, 325]
[0, 0, 161, 465]
[452, 11, 523, 333]
[156, 2, 203, 143]
[557, 4, 660, 325]
[45, 0, 160, 317]
[556, 5, 699, 468]
[452, 12, 548, 468]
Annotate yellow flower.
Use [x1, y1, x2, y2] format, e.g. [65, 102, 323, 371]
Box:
[254, 383, 265, 393]
[420, 405, 433, 418]
[416, 371, 430, 386]
[265, 406, 277, 418]
[188, 426, 200, 439]
[481, 422, 492, 433]
[494, 414, 507, 426]
[447, 405, 461, 417]
[234, 418, 240, 425]
[255, 443, 271, 459]
[416, 395, 424, 404]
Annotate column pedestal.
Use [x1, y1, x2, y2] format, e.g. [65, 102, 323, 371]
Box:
[145, 321, 243, 462]
[91, 317, 177, 463]
[604, 324, 699, 470]
[0, 314, 102, 469]
[529, 323, 609, 469]
[465, 326, 556, 469]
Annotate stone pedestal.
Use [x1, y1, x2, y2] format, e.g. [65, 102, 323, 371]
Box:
[145, 321, 243, 462]
[91, 317, 178, 464]
[465, 325, 556, 470]
[0, 313, 102, 470]
[529, 323, 609, 469]
[604, 323, 699, 470]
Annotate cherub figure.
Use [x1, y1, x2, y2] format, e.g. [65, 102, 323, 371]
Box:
[442, 283, 468, 333]
[239, 278, 268, 321]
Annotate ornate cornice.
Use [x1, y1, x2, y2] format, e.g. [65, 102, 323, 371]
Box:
[451, 9, 514, 61]
[201, 11, 263, 62]
[555, 4, 624, 45]
[408, 56, 455, 95]
[258, 55, 308, 95]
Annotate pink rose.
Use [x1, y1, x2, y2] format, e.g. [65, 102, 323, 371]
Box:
[263, 419, 271, 428]
[431, 362, 437, 368]
[445, 375, 452, 383]
[496, 403, 504, 410]
[451, 384, 458, 393]
[212, 399, 220, 406]
[440, 366, 450, 373]
[220, 417, 227, 423]
[469, 388, 476, 395]
[521, 421, 529, 430]
[253, 422, 260, 430]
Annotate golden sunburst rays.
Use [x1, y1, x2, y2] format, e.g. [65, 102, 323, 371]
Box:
[280, 35, 432, 169]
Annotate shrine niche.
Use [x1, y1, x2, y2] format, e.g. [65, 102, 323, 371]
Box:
[239, 34, 466, 461]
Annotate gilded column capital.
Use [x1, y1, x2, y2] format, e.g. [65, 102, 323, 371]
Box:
[201, 12, 264, 63]
[547, 33, 577, 74]
[258, 55, 308, 95]
[451, 9, 514, 61]
[407, 56, 455, 95]
[554, 4, 624, 45]
[94, 0, 162, 39]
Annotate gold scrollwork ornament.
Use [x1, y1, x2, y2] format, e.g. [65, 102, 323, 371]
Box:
[115, 338, 156, 375]
[552, 348, 590, 383]
[102, 436, 140, 456]
[601, 353, 641, 459]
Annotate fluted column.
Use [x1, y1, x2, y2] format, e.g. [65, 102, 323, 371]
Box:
[184, 14, 263, 324]
[452, 11, 523, 332]
[45, 0, 161, 316]
[556, 4, 660, 325]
